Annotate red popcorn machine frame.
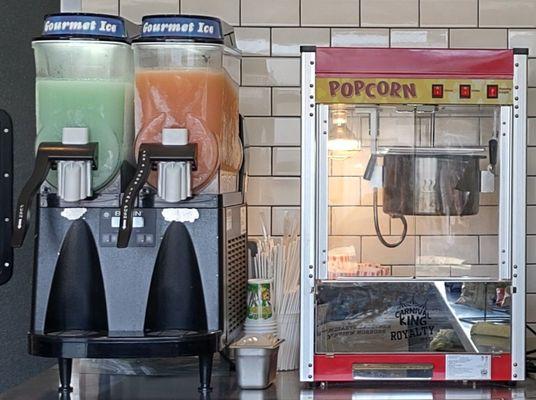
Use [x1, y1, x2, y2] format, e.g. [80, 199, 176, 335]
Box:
[300, 47, 527, 382]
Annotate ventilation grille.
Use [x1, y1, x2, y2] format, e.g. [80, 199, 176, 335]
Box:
[226, 233, 247, 342]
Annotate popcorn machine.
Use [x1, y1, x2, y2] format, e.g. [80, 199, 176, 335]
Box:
[300, 47, 527, 382]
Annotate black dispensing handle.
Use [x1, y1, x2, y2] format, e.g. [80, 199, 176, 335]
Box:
[11, 142, 98, 248]
[117, 143, 196, 248]
[0, 110, 13, 285]
[489, 138, 498, 168]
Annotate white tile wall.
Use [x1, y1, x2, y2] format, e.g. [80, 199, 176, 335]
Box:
[301, 0, 360, 27]
[112, 0, 536, 322]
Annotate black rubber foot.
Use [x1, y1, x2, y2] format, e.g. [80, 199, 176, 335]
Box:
[198, 353, 214, 393]
[58, 358, 73, 394]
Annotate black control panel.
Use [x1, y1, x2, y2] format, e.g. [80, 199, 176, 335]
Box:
[99, 209, 157, 247]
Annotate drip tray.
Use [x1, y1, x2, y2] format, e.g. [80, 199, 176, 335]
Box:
[352, 363, 434, 380]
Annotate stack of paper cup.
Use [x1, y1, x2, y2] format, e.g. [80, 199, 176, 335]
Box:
[244, 279, 277, 335]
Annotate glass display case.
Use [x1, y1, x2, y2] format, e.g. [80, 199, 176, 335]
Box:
[300, 48, 527, 382]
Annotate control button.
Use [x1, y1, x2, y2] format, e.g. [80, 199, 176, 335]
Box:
[459, 84, 471, 99]
[133, 216, 145, 228]
[101, 234, 112, 244]
[111, 216, 120, 228]
[136, 234, 146, 244]
[432, 84, 443, 98]
[110, 234, 118, 243]
[144, 234, 154, 245]
[487, 84, 499, 99]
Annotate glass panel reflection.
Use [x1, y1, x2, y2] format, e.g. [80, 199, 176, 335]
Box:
[315, 282, 510, 354]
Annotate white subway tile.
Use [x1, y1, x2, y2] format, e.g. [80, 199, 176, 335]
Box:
[246, 177, 300, 206]
[528, 207, 536, 235]
[235, 28, 271, 56]
[391, 265, 416, 276]
[120, 0, 179, 23]
[331, 28, 390, 47]
[391, 29, 449, 48]
[450, 265, 498, 278]
[528, 148, 536, 175]
[242, 58, 300, 86]
[415, 216, 451, 235]
[329, 177, 361, 206]
[420, 0, 477, 27]
[361, 0, 419, 27]
[450, 29, 507, 49]
[529, 119, 536, 146]
[528, 177, 536, 205]
[246, 147, 271, 176]
[509, 30, 536, 56]
[244, 118, 300, 146]
[527, 295, 536, 321]
[450, 206, 499, 235]
[247, 206, 271, 236]
[529, 88, 536, 117]
[420, 236, 479, 264]
[272, 147, 300, 176]
[223, 56, 241, 86]
[301, 0, 359, 26]
[332, 207, 388, 235]
[362, 236, 417, 265]
[82, 0, 118, 14]
[528, 236, 536, 264]
[181, 0, 240, 26]
[241, 0, 299, 26]
[528, 266, 536, 292]
[479, 236, 498, 264]
[331, 149, 371, 176]
[272, 28, 330, 57]
[239, 87, 271, 116]
[480, 0, 536, 28]
[272, 207, 300, 235]
[272, 88, 300, 116]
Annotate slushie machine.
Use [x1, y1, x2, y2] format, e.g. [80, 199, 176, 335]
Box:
[11, 13, 247, 394]
[300, 47, 527, 382]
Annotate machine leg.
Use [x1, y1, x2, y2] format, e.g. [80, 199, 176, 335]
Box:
[58, 358, 73, 393]
[198, 352, 214, 393]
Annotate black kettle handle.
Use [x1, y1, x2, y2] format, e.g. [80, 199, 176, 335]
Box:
[489, 138, 498, 168]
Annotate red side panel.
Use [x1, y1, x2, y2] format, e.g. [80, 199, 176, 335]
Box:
[315, 48, 514, 79]
[314, 353, 512, 381]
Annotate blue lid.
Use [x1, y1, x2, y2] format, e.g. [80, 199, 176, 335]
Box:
[138, 15, 224, 43]
[39, 13, 128, 42]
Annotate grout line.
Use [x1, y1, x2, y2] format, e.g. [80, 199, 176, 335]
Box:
[477, 0, 480, 28]
[418, 0, 421, 27]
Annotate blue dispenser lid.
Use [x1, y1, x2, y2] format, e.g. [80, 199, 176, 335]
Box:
[37, 13, 128, 42]
[137, 15, 224, 44]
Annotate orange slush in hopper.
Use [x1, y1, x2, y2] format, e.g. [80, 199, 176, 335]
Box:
[133, 16, 242, 194]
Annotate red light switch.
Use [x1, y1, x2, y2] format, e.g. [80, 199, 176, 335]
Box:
[432, 84, 443, 98]
[459, 84, 471, 99]
[487, 84, 499, 99]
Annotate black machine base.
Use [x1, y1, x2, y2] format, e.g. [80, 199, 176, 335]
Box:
[29, 330, 221, 393]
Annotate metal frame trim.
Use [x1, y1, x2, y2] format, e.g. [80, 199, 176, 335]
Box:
[511, 52, 527, 380]
[499, 106, 512, 280]
[300, 51, 317, 382]
[317, 106, 329, 280]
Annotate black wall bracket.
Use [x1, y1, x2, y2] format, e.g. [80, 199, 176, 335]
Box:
[0, 110, 13, 285]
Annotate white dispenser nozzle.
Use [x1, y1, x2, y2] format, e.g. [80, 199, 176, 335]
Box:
[158, 128, 192, 203]
[57, 127, 92, 202]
